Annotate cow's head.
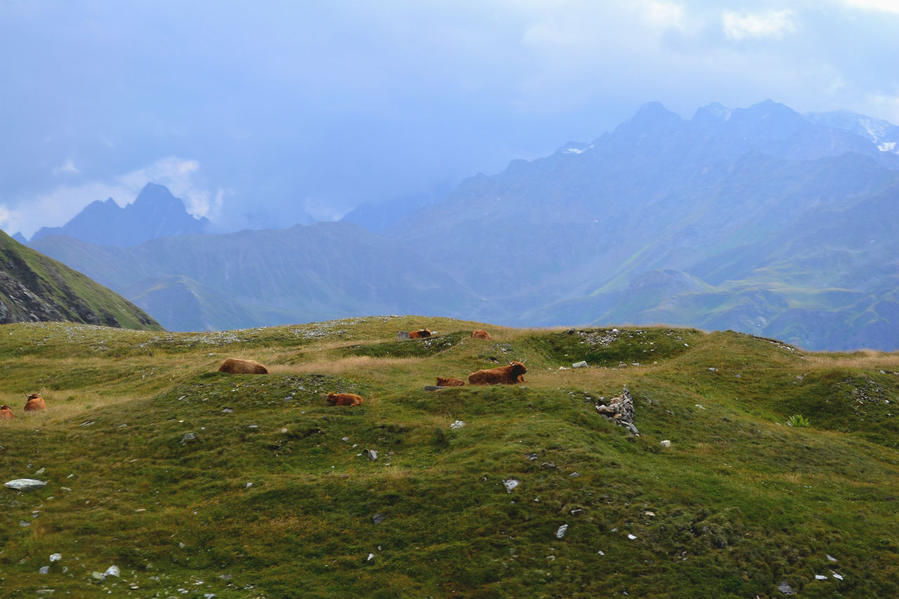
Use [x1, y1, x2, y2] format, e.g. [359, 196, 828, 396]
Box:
[509, 361, 527, 377]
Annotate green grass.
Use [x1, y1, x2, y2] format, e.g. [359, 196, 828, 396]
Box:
[0, 318, 897, 598]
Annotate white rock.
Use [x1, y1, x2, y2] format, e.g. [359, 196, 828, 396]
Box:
[503, 479, 520, 492]
[49, 553, 61, 562]
[39, 566, 49, 574]
[627, 533, 637, 540]
[815, 574, 828, 580]
[826, 554, 837, 562]
[5, 479, 47, 491]
[450, 420, 465, 430]
[555, 524, 568, 539]
[597, 550, 605, 555]
[572, 361, 588, 369]
[832, 572, 843, 581]
[660, 440, 671, 448]
[245, 482, 253, 488]
[104, 565, 120, 578]
[366, 553, 375, 562]
[366, 449, 378, 461]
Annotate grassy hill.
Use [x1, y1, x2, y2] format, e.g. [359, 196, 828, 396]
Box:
[0, 231, 161, 331]
[0, 317, 896, 598]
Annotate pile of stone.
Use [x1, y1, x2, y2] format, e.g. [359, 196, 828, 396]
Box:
[596, 387, 639, 436]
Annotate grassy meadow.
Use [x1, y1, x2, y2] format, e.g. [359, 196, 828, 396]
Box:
[0, 317, 897, 598]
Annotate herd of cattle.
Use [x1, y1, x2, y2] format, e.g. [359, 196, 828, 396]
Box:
[0, 393, 46, 419]
[1, 328, 520, 417]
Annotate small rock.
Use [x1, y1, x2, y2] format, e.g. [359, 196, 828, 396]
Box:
[180, 432, 198, 444]
[832, 572, 843, 581]
[5, 479, 47, 491]
[245, 482, 253, 488]
[341, 437, 350, 442]
[597, 550, 605, 556]
[525, 452, 538, 461]
[221, 408, 233, 414]
[694, 404, 705, 410]
[826, 554, 837, 562]
[569, 472, 580, 478]
[777, 581, 795, 595]
[366, 449, 378, 461]
[366, 553, 375, 562]
[91, 571, 105, 580]
[247, 424, 258, 430]
[19, 520, 30, 527]
[815, 574, 828, 580]
[104, 565, 120, 578]
[660, 440, 671, 448]
[39, 566, 49, 574]
[35, 467, 46, 475]
[572, 361, 588, 369]
[450, 420, 465, 430]
[49, 553, 61, 562]
[570, 508, 584, 516]
[556, 524, 568, 539]
[627, 533, 637, 540]
[644, 511, 655, 517]
[503, 479, 520, 492]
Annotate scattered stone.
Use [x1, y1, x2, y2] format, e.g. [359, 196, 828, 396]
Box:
[597, 550, 605, 556]
[104, 565, 120, 578]
[5, 479, 47, 491]
[372, 513, 386, 525]
[569, 508, 584, 516]
[694, 404, 705, 410]
[221, 408, 233, 414]
[49, 553, 61, 562]
[35, 467, 46, 475]
[525, 452, 538, 461]
[777, 581, 795, 595]
[450, 420, 465, 430]
[245, 482, 253, 488]
[247, 424, 258, 430]
[627, 534, 637, 540]
[19, 520, 30, 527]
[366, 553, 375, 562]
[660, 440, 672, 448]
[815, 574, 828, 580]
[644, 511, 655, 517]
[832, 572, 843, 581]
[556, 524, 569, 539]
[826, 554, 837, 562]
[503, 479, 520, 492]
[180, 432, 197, 445]
[572, 361, 588, 369]
[366, 449, 378, 461]
[341, 437, 350, 442]
[39, 566, 49, 574]
[708, 367, 717, 372]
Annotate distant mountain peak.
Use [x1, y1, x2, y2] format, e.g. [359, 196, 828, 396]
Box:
[692, 102, 732, 123]
[30, 183, 209, 247]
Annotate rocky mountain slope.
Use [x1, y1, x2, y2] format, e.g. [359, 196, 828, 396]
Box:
[0, 317, 896, 597]
[0, 231, 161, 330]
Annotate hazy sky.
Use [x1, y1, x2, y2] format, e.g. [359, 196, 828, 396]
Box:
[2, 0, 899, 236]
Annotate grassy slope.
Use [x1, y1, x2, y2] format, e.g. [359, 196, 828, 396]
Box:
[0, 232, 162, 331]
[0, 317, 896, 598]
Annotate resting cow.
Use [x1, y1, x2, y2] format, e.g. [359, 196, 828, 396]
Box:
[408, 329, 432, 339]
[436, 377, 465, 387]
[468, 361, 527, 385]
[326, 392, 364, 407]
[471, 329, 492, 340]
[218, 358, 268, 374]
[24, 393, 46, 411]
[0, 405, 13, 420]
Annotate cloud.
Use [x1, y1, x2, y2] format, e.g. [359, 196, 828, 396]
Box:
[1, 157, 221, 237]
[52, 159, 79, 176]
[722, 9, 796, 41]
[644, 1, 686, 30]
[841, 0, 899, 14]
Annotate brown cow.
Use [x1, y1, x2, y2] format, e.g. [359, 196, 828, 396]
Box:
[0, 405, 13, 420]
[218, 358, 268, 374]
[468, 361, 527, 385]
[408, 329, 432, 339]
[471, 329, 492, 340]
[326, 392, 364, 407]
[436, 377, 465, 387]
[24, 393, 46, 411]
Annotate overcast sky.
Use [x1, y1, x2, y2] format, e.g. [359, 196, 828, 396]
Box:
[2, 0, 899, 236]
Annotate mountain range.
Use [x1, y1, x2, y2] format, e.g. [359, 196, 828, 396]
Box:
[24, 100, 899, 350]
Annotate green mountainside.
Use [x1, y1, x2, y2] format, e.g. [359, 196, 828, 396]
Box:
[1, 317, 896, 597]
[0, 231, 161, 331]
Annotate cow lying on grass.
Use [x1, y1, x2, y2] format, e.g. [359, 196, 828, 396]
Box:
[436, 377, 465, 387]
[0, 405, 13, 420]
[468, 361, 527, 385]
[471, 329, 492, 339]
[409, 329, 432, 339]
[326, 392, 364, 406]
[24, 393, 46, 411]
[218, 358, 268, 374]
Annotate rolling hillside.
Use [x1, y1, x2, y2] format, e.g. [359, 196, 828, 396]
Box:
[0, 231, 161, 330]
[0, 317, 896, 597]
